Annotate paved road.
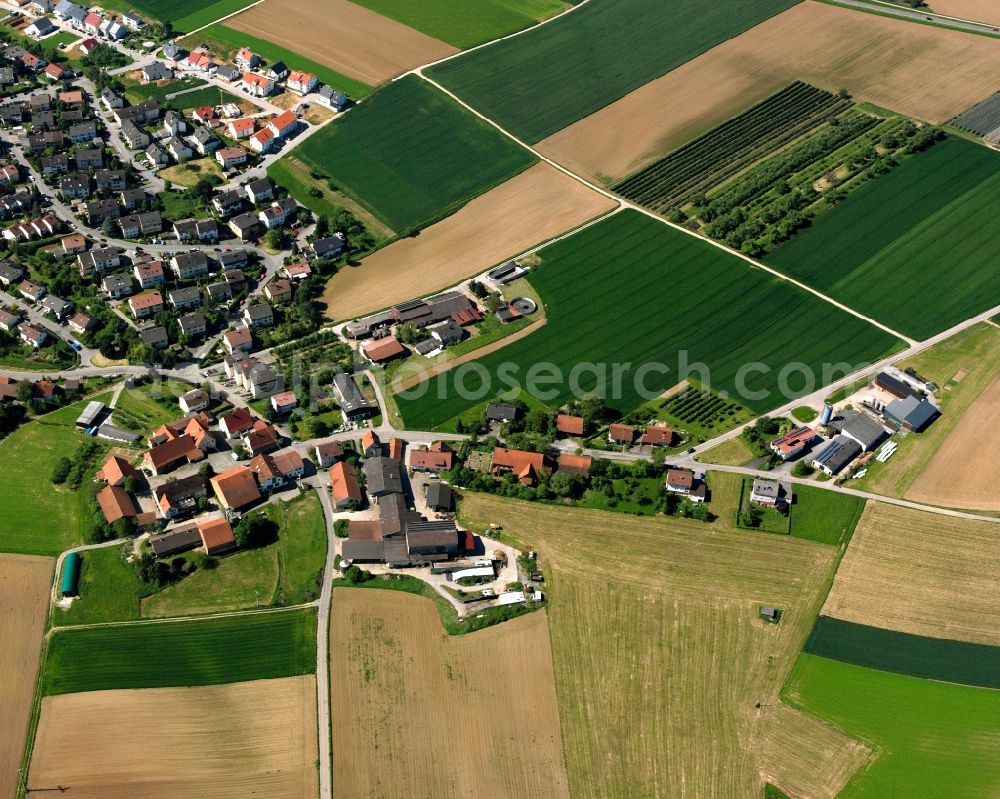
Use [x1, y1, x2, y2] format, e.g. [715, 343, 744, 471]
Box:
[826, 0, 1000, 35]
[313, 485, 337, 799]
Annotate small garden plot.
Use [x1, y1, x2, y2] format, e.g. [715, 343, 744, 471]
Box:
[950, 91, 1000, 137]
[656, 385, 754, 442]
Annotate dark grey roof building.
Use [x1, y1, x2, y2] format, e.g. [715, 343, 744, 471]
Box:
[811, 435, 862, 476]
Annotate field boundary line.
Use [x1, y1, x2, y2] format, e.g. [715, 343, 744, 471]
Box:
[414, 71, 916, 345]
[46, 599, 317, 636]
[399, 0, 599, 79]
[183, 0, 266, 37]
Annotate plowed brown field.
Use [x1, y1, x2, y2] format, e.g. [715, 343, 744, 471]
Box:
[226, 0, 457, 85]
[906, 373, 1000, 511]
[931, 0, 1000, 25]
[330, 589, 569, 799]
[821, 502, 1000, 645]
[30, 676, 318, 798]
[0, 554, 52, 799]
[321, 163, 616, 320]
[538, 1, 1000, 182]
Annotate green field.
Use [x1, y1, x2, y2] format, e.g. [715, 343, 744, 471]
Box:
[767, 137, 1000, 340]
[789, 485, 865, 546]
[805, 616, 1000, 688]
[396, 211, 901, 428]
[282, 76, 536, 231]
[427, 0, 799, 143]
[0, 395, 111, 556]
[167, 84, 243, 110]
[122, 75, 206, 105]
[56, 544, 150, 626]
[111, 379, 192, 433]
[182, 24, 373, 100]
[42, 608, 316, 695]
[351, 0, 567, 48]
[785, 654, 1000, 798]
[100, 0, 256, 32]
[142, 491, 327, 616]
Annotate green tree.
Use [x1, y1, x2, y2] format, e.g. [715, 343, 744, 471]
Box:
[51, 457, 72, 484]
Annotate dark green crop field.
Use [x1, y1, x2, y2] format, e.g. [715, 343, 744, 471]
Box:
[285, 76, 536, 232]
[395, 210, 900, 429]
[789, 486, 865, 547]
[426, 0, 799, 143]
[42, 609, 317, 695]
[804, 615, 1000, 688]
[101, 0, 255, 32]
[786, 654, 1000, 798]
[767, 137, 1000, 340]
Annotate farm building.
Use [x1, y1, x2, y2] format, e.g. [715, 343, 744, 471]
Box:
[362, 336, 406, 365]
[95, 455, 142, 487]
[364, 457, 404, 499]
[491, 448, 550, 487]
[838, 410, 888, 452]
[884, 395, 940, 432]
[556, 414, 585, 436]
[198, 517, 236, 555]
[426, 482, 453, 512]
[75, 400, 104, 428]
[770, 426, 819, 461]
[210, 465, 262, 511]
[811, 435, 862, 476]
[148, 523, 202, 557]
[557, 454, 592, 476]
[332, 372, 376, 420]
[60, 552, 80, 597]
[875, 371, 917, 400]
[330, 461, 363, 508]
[361, 429, 381, 458]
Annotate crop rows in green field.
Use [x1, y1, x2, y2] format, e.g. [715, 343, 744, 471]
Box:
[786, 654, 1000, 798]
[614, 82, 849, 211]
[804, 615, 1000, 688]
[43, 608, 317, 695]
[766, 136, 1000, 340]
[350, 0, 568, 49]
[427, 0, 799, 143]
[395, 210, 900, 429]
[101, 0, 254, 32]
[284, 75, 536, 232]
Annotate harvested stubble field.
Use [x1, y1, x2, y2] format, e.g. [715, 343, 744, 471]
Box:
[427, 0, 798, 143]
[225, 0, 458, 86]
[854, 323, 1000, 498]
[396, 210, 900, 429]
[321, 163, 615, 320]
[287, 75, 536, 232]
[786, 654, 1000, 799]
[0, 555, 52, 799]
[30, 676, 318, 798]
[821, 502, 1000, 646]
[906, 372, 1000, 510]
[766, 137, 1000, 339]
[537, 1, 1000, 182]
[330, 589, 568, 799]
[930, 0, 1000, 24]
[459, 493, 870, 799]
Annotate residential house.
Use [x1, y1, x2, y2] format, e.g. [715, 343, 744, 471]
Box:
[60, 233, 87, 255]
[145, 143, 168, 166]
[19, 280, 46, 302]
[241, 72, 275, 97]
[317, 85, 347, 111]
[361, 429, 381, 458]
[329, 461, 362, 508]
[75, 148, 103, 170]
[267, 109, 298, 139]
[263, 278, 292, 304]
[486, 402, 519, 423]
[168, 286, 201, 311]
[171, 250, 209, 279]
[18, 322, 47, 348]
[283, 260, 312, 281]
[245, 177, 273, 204]
[212, 189, 244, 217]
[639, 424, 674, 448]
[608, 423, 636, 446]
[177, 311, 207, 340]
[287, 70, 317, 94]
[314, 441, 344, 468]
[248, 128, 275, 154]
[140, 61, 171, 82]
[210, 465, 261, 511]
[258, 198, 296, 229]
[139, 325, 168, 349]
[332, 371, 375, 420]
[270, 390, 297, 414]
[119, 188, 148, 211]
[191, 126, 220, 155]
[749, 478, 793, 510]
[218, 250, 249, 271]
[67, 311, 94, 334]
[164, 135, 192, 162]
[122, 11, 146, 29]
[235, 48, 260, 70]
[26, 17, 57, 38]
[664, 468, 706, 503]
[128, 291, 163, 319]
[40, 154, 69, 174]
[101, 272, 132, 298]
[491, 448, 550, 487]
[267, 61, 288, 80]
[219, 407, 255, 438]
[229, 212, 263, 241]
[227, 117, 255, 140]
[206, 281, 230, 304]
[0, 261, 23, 286]
[0, 308, 19, 332]
[242, 418, 280, 456]
[770, 426, 819, 461]
[95, 169, 127, 193]
[121, 119, 149, 149]
[216, 144, 247, 169]
[410, 442, 455, 473]
[134, 260, 164, 288]
[222, 325, 252, 355]
[77, 246, 120, 276]
[67, 120, 98, 144]
[154, 473, 207, 518]
[310, 233, 346, 260]
[179, 388, 210, 414]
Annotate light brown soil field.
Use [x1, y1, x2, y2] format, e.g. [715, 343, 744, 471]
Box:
[0, 555, 52, 799]
[226, 0, 458, 85]
[931, 0, 1000, 24]
[822, 502, 1000, 646]
[330, 589, 569, 799]
[30, 676, 318, 798]
[321, 163, 616, 320]
[538, 0, 1000, 182]
[905, 373, 1000, 511]
[459, 493, 869, 799]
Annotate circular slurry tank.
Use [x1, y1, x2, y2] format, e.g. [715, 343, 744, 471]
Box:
[509, 296, 537, 315]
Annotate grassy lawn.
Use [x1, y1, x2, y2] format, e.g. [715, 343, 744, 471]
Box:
[784, 653, 1000, 798]
[695, 436, 755, 466]
[767, 138, 1000, 340]
[141, 491, 326, 617]
[159, 156, 224, 187]
[427, 0, 799, 142]
[791, 405, 818, 423]
[48, 31, 80, 48]
[159, 189, 204, 221]
[789, 485, 865, 547]
[54, 544, 151, 626]
[396, 211, 901, 428]
[280, 75, 536, 231]
[122, 75, 206, 105]
[100, 0, 257, 32]
[268, 156, 395, 241]
[576, 476, 664, 515]
[0, 394, 112, 556]
[350, 0, 567, 48]
[42, 607, 317, 695]
[181, 24, 373, 100]
[167, 84, 243, 110]
[738, 478, 791, 534]
[111, 379, 191, 433]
